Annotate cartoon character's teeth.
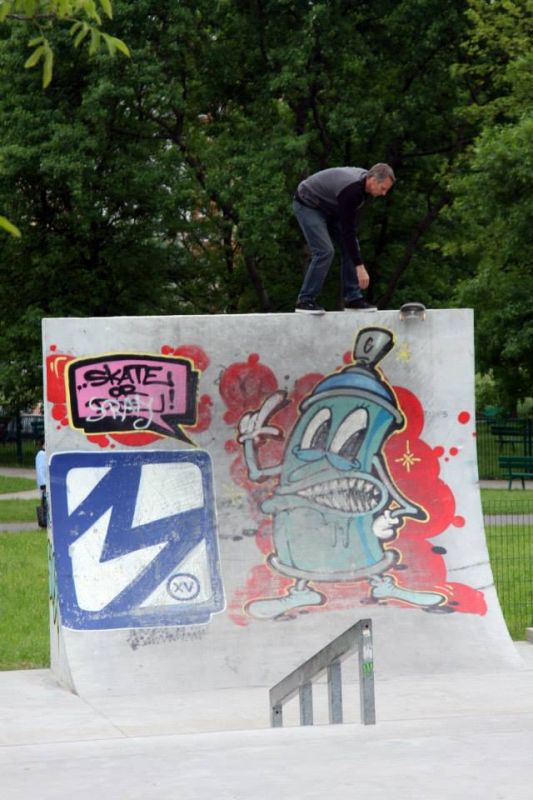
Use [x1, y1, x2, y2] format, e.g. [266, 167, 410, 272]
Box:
[298, 478, 381, 513]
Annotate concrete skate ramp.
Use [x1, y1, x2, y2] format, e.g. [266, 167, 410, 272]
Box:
[43, 310, 521, 697]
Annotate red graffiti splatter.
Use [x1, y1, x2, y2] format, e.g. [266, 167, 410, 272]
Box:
[110, 432, 162, 447]
[219, 354, 278, 425]
[87, 434, 112, 448]
[169, 345, 210, 373]
[458, 411, 471, 424]
[446, 582, 487, 615]
[46, 352, 75, 404]
[51, 404, 67, 422]
[384, 387, 457, 540]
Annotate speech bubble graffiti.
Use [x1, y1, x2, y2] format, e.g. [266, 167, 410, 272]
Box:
[67, 354, 199, 442]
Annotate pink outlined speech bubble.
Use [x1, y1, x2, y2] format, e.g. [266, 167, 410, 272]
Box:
[67, 354, 198, 442]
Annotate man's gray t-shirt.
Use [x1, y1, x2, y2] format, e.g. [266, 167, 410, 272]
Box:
[295, 167, 370, 265]
[297, 167, 368, 214]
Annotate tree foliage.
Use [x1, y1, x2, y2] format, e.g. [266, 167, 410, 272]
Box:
[0, 21, 173, 409]
[445, 0, 533, 410]
[0, 0, 128, 238]
[0, 1, 128, 86]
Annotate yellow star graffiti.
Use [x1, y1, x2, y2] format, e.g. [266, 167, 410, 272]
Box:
[394, 440, 421, 472]
[396, 342, 412, 362]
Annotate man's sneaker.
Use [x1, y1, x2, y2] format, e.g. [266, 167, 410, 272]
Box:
[344, 298, 378, 311]
[295, 300, 326, 315]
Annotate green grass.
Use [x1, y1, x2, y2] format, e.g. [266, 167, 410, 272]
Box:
[0, 475, 36, 494]
[0, 442, 39, 468]
[476, 423, 501, 479]
[0, 531, 49, 669]
[480, 488, 533, 513]
[485, 524, 533, 640]
[0, 499, 39, 523]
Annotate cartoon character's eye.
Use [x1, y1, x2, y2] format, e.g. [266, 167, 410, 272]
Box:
[330, 408, 368, 462]
[300, 407, 331, 450]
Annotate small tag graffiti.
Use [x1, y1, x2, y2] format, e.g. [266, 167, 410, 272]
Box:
[127, 626, 207, 651]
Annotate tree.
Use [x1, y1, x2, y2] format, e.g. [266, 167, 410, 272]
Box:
[0, 22, 177, 411]
[0, 0, 128, 237]
[445, 0, 533, 410]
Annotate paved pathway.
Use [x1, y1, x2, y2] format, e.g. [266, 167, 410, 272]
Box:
[480, 479, 533, 490]
[485, 514, 533, 525]
[0, 521, 41, 535]
[0, 466, 35, 479]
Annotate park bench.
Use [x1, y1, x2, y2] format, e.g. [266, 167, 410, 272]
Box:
[490, 423, 527, 451]
[498, 455, 533, 489]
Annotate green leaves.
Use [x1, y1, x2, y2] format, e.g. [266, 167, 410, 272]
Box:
[98, 0, 112, 18]
[101, 31, 128, 56]
[3, 0, 129, 88]
[0, 215, 21, 237]
[24, 37, 53, 87]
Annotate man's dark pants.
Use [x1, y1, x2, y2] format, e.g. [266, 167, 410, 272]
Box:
[293, 199, 362, 304]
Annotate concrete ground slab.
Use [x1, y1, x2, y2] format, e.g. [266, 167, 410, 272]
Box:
[1, 645, 533, 800]
[2, 715, 533, 800]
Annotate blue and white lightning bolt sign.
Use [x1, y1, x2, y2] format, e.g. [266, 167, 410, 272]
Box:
[50, 450, 225, 630]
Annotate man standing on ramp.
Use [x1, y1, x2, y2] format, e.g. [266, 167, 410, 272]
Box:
[293, 163, 395, 315]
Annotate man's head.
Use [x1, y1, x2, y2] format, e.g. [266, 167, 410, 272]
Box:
[365, 163, 395, 197]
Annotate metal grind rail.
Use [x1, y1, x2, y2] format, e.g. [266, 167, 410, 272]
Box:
[270, 618, 375, 728]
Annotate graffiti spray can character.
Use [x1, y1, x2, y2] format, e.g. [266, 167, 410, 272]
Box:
[238, 327, 447, 619]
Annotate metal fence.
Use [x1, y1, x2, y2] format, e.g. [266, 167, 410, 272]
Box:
[476, 417, 533, 479]
[483, 500, 533, 640]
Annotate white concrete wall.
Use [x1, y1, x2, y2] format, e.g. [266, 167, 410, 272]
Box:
[43, 310, 521, 697]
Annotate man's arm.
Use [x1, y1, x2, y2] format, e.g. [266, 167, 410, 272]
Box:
[337, 181, 370, 288]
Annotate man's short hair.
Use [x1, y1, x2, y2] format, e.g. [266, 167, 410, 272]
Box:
[368, 163, 396, 184]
